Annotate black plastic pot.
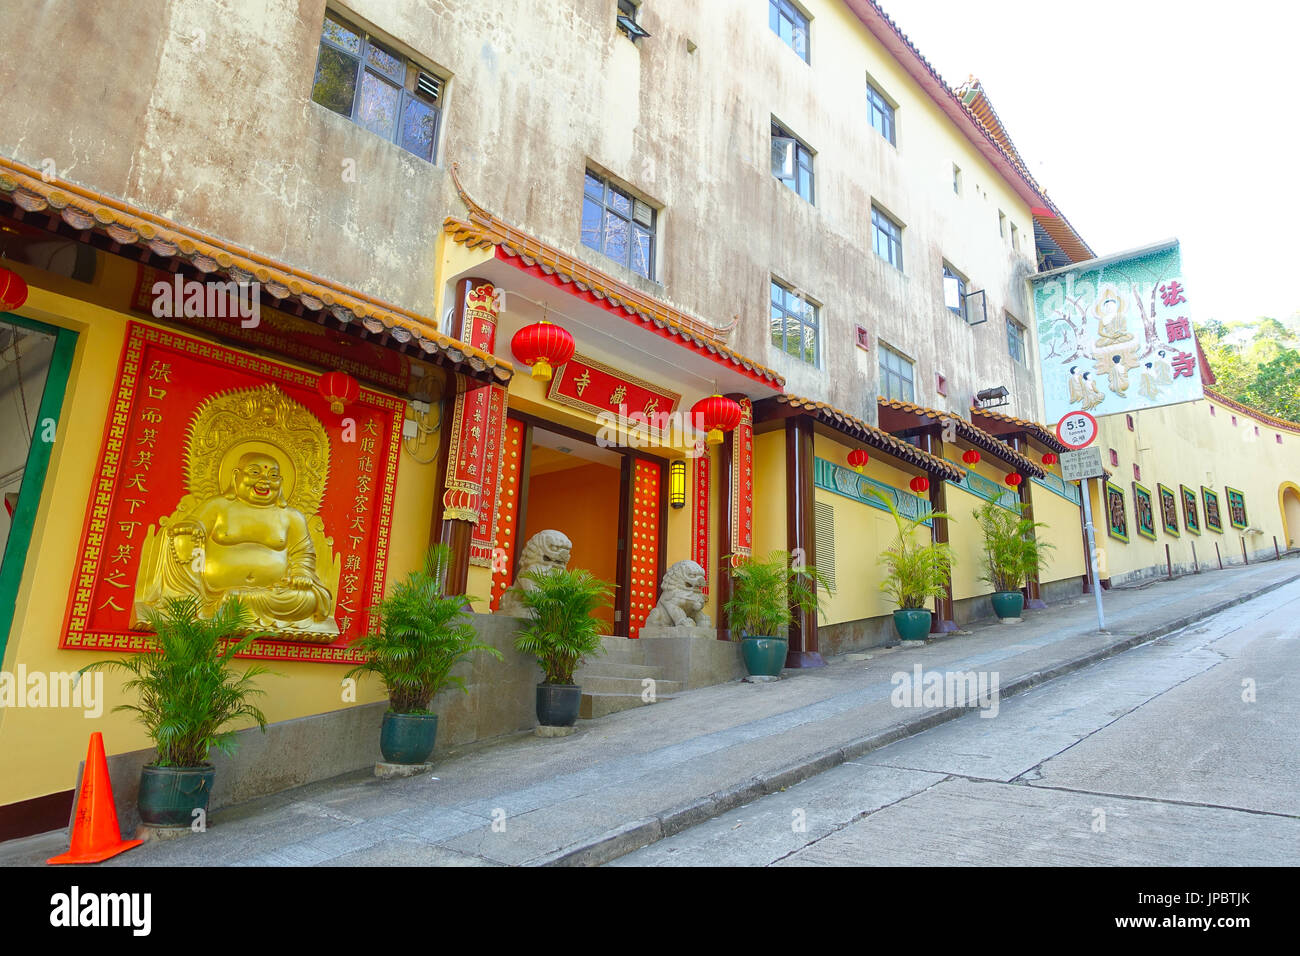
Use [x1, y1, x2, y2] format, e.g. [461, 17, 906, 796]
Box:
[536, 683, 582, 727]
[138, 764, 215, 828]
[379, 712, 439, 764]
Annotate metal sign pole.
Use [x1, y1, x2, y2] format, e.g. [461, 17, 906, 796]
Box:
[1080, 477, 1106, 630]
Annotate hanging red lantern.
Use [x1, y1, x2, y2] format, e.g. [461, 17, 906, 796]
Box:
[317, 370, 360, 414]
[1042, 452, 1059, 466]
[0, 267, 29, 312]
[1005, 473, 1023, 487]
[511, 320, 575, 382]
[961, 449, 981, 465]
[909, 476, 930, 494]
[691, 394, 743, 445]
[847, 448, 869, 473]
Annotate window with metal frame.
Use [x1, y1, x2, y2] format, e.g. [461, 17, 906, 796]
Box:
[769, 0, 809, 62]
[1007, 315, 1026, 364]
[311, 11, 443, 163]
[872, 205, 903, 272]
[879, 344, 915, 402]
[616, 0, 650, 40]
[943, 264, 966, 317]
[771, 122, 814, 204]
[866, 79, 895, 145]
[581, 169, 656, 279]
[770, 279, 819, 366]
[814, 501, 836, 591]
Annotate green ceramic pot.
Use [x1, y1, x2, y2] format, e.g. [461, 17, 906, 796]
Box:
[892, 608, 933, 641]
[990, 590, 1025, 620]
[740, 636, 788, 677]
[138, 765, 215, 828]
[379, 711, 439, 764]
[536, 683, 582, 727]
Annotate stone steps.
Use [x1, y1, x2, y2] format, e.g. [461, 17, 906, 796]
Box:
[579, 691, 675, 720]
[574, 661, 662, 680]
[576, 675, 683, 696]
[576, 636, 673, 720]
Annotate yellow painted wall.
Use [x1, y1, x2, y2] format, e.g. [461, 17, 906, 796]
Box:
[1031, 481, 1086, 585]
[1087, 395, 1300, 583]
[0, 276, 456, 805]
[945, 482, 988, 602]
[751, 429, 787, 560]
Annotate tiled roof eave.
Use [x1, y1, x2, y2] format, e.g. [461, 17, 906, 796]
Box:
[970, 407, 1070, 454]
[772, 394, 965, 482]
[0, 156, 511, 382]
[878, 398, 1046, 478]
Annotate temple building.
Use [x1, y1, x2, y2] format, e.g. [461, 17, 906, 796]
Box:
[0, 0, 1293, 842]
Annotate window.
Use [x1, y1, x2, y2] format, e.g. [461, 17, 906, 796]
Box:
[872, 205, 903, 272]
[879, 345, 914, 402]
[770, 279, 819, 366]
[311, 12, 443, 163]
[942, 264, 966, 316]
[769, 0, 809, 62]
[866, 80, 896, 145]
[1010, 222, 1020, 251]
[1133, 463, 1141, 481]
[952, 164, 962, 195]
[1007, 316, 1026, 364]
[936, 373, 948, 397]
[814, 501, 836, 590]
[1126, 414, 1134, 431]
[998, 210, 1007, 238]
[581, 169, 656, 279]
[1109, 448, 1119, 468]
[616, 0, 650, 40]
[771, 122, 814, 204]
[855, 325, 870, 351]
[1277, 434, 1283, 444]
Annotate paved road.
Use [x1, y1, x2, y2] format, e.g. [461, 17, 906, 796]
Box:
[612, 579, 1300, 866]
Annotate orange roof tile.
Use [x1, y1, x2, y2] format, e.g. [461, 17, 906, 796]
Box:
[878, 397, 1046, 478]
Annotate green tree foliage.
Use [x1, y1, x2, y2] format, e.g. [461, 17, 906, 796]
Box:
[1198, 318, 1300, 421]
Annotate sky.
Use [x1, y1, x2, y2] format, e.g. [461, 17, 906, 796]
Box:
[880, 0, 1300, 326]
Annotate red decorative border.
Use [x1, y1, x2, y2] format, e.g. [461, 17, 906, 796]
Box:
[692, 452, 710, 592]
[730, 397, 754, 559]
[628, 459, 661, 639]
[59, 322, 403, 664]
[490, 417, 525, 610]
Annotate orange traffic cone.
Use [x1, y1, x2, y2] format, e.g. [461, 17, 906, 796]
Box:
[47, 733, 144, 864]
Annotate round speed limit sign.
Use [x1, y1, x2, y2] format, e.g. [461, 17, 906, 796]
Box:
[1056, 411, 1098, 449]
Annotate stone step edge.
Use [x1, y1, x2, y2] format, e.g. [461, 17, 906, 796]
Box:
[526, 568, 1300, 868]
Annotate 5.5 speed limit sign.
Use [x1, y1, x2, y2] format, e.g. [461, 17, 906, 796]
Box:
[1055, 411, 1098, 449]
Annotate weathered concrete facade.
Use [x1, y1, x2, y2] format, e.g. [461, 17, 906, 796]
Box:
[0, 0, 1043, 421]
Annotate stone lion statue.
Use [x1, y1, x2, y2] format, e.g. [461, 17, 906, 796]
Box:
[498, 530, 573, 616]
[644, 560, 712, 629]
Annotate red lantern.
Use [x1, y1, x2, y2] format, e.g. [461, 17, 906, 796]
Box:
[691, 394, 742, 445]
[909, 476, 930, 494]
[0, 267, 29, 312]
[511, 320, 575, 382]
[1042, 452, 1059, 466]
[961, 449, 981, 465]
[847, 448, 869, 473]
[317, 370, 360, 414]
[1005, 473, 1023, 487]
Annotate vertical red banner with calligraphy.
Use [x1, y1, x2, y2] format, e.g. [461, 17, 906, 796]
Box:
[730, 397, 754, 560]
[490, 417, 525, 610]
[692, 452, 710, 592]
[628, 459, 662, 639]
[60, 323, 403, 664]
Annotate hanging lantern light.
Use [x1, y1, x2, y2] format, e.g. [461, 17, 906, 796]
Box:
[669, 459, 687, 509]
[316, 370, 360, 414]
[847, 448, 869, 474]
[1042, 452, 1059, 466]
[511, 320, 575, 382]
[909, 476, 930, 494]
[691, 394, 742, 446]
[1005, 473, 1023, 487]
[962, 449, 981, 465]
[0, 267, 29, 312]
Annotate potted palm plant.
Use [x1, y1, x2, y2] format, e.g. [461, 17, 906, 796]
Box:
[346, 544, 503, 765]
[509, 566, 614, 727]
[79, 596, 270, 828]
[872, 489, 955, 641]
[975, 499, 1055, 620]
[723, 550, 829, 678]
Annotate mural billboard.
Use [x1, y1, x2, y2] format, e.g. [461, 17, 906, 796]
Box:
[1031, 240, 1204, 423]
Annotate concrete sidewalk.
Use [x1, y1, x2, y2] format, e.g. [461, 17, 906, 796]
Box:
[5, 557, 1298, 867]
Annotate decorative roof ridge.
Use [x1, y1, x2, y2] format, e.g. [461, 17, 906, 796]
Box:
[877, 397, 1046, 477]
[969, 406, 1070, 454]
[448, 163, 741, 343]
[0, 155, 510, 379]
[1204, 388, 1300, 435]
[774, 393, 965, 481]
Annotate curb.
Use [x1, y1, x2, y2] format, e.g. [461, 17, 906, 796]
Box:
[532, 569, 1300, 867]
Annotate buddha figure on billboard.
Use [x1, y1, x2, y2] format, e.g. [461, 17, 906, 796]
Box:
[132, 383, 341, 643]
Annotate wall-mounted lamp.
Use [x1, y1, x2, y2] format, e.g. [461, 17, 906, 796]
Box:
[669, 459, 687, 509]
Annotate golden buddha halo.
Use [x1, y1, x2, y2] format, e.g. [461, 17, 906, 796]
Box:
[132, 383, 342, 644]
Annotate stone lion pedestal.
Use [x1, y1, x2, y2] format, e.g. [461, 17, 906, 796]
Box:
[637, 627, 745, 689]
